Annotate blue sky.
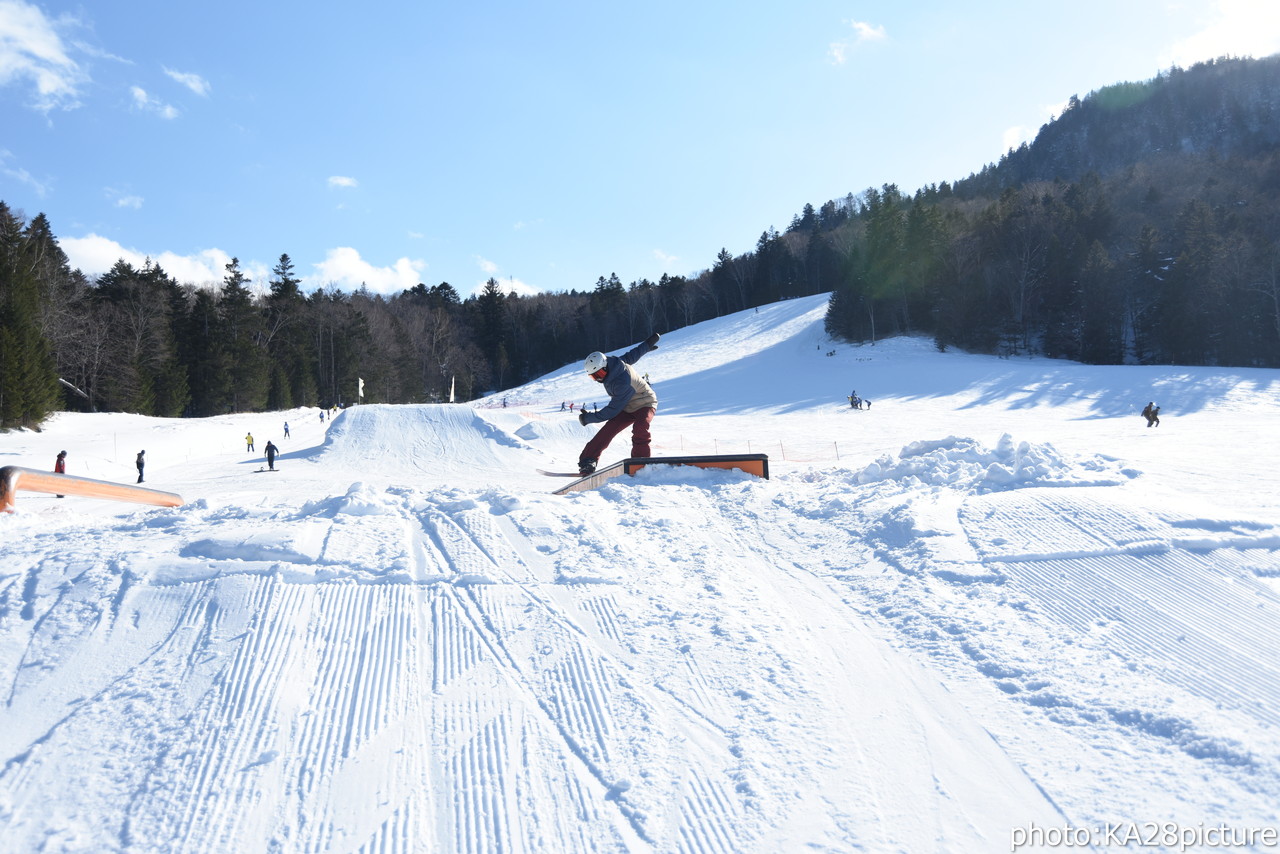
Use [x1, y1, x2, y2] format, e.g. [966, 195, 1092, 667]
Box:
[2, 1, 1278, 298]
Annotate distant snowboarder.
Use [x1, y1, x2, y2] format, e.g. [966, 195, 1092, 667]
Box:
[136, 450, 145, 483]
[246, 432, 255, 451]
[576, 333, 660, 475]
[265, 441, 278, 471]
[1141, 402, 1160, 428]
[283, 421, 290, 439]
[54, 450, 66, 498]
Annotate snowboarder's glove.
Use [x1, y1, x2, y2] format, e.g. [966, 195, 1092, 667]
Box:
[645, 332, 660, 348]
[578, 411, 590, 426]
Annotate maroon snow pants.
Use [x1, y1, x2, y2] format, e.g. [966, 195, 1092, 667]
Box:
[582, 407, 654, 461]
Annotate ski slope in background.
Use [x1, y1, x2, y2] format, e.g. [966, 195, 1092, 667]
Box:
[2, 294, 1279, 852]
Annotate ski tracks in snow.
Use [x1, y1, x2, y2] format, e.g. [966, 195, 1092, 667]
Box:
[752, 464, 1280, 828]
[0, 484, 757, 852]
[4, 445, 1280, 850]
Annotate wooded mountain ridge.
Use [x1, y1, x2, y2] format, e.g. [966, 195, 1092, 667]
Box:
[2, 54, 1278, 429]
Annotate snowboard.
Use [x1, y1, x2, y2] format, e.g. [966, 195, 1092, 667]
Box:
[254, 467, 281, 473]
[537, 469, 586, 478]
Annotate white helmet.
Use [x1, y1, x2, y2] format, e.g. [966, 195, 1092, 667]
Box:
[584, 352, 607, 374]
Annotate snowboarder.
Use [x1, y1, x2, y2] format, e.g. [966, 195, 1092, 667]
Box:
[283, 422, 290, 439]
[54, 450, 66, 498]
[246, 432, 255, 451]
[265, 441, 279, 471]
[1141, 402, 1160, 428]
[576, 333, 660, 475]
[136, 450, 145, 483]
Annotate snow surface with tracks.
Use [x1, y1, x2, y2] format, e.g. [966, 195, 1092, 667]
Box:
[2, 293, 1279, 852]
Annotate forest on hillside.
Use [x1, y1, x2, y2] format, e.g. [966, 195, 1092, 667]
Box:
[3, 55, 1279, 430]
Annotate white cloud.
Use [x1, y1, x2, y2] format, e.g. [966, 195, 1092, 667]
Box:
[164, 67, 210, 96]
[1002, 126, 1034, 153]
[829, 19, 887, 65]
[476, 256, 499, 275]
[311, 247, 425, 294]
[114, 194, 143, 209]
[130, 84, 178, 119]
[60, 233, 235, 285]
[1161, 0, 1280, 67]
[327, 175, 358, 188]
[0, 0, 87, 110]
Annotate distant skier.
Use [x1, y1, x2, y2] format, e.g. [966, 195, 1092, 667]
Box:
[265, 441, 279, 471]
[576, 333, 660, 475]
[246, 432, 255, 451]
[284, 421, 291, 439]
[136, 450, 145, 483]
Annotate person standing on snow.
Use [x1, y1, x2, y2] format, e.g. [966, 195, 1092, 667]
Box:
[265, 440, 279, 471]
[246, 432, 255, 451]
[576, 333, 660, 475]
[136, 450, 145, 483]
[54, 450, 67, 498]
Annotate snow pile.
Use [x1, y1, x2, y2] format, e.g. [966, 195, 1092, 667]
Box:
[856, 432, 1135, 492]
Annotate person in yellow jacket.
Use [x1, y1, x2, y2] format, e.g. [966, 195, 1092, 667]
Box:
[246, 433, 255, 451]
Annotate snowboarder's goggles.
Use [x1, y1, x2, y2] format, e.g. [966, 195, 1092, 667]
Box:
[590, 368, 607, 381]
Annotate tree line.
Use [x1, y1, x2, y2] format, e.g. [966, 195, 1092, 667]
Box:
[3, 55, 1279, 431]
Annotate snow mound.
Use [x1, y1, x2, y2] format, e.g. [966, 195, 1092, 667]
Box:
[856, 433, 1136, 492]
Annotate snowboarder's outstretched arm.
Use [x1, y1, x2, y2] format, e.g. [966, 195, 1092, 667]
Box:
[619, 332, 660, 365]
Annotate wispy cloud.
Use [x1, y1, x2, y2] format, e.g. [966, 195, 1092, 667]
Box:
[653, 249, 679, 268]
[328, 175, 358, 189]
[164, 67, 210, 96]
[105, 187, 143, 209]
[130, 85, 178, 119]
[829, 19, 887, 65]
[1160, 0, 1280, 67]
[476, 256, 499, 275]
[0, 0, 88, 110]
[0, 148, 49, 196]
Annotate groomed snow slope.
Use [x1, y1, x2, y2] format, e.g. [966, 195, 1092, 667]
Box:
[2, 294, 1279, 852]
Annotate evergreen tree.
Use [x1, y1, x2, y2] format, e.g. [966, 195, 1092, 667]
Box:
[0, 204, 59, 429]
[221, 258, 269, 411]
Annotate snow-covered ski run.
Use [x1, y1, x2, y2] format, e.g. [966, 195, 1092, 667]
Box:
[2, 293, 1278, 852]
